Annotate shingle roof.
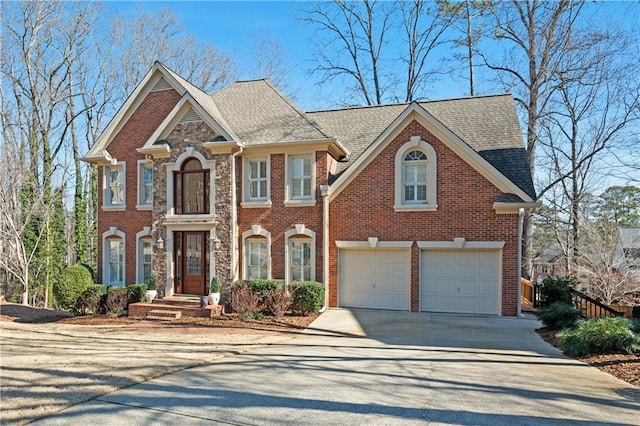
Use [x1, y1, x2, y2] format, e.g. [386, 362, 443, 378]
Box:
[307, 95, 536, 199]
[210, 79, 330, 144]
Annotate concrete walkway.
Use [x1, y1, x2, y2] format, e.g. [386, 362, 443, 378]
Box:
[33, 309, 639, 425]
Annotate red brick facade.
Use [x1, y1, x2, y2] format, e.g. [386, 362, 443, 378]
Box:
[97, 89, 181, 284]
[328, 120, 520, 315]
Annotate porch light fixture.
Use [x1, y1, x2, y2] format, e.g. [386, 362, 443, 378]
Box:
[156, 236, 164, 250]
[211, 236, 221, 251]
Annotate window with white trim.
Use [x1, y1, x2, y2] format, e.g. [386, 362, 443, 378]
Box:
[138, 161, 153, 207]
[394, 137, 437, 212]
[403, 150, 428, 203]
[107, 237, 124, 284]
[138, 237, 153, 283]
[246, 238, 268, 279]
[103, 163, 125, 208]
[287, 154, 314, 201]
[243, 157, 270, 205]
[289, 238, 312, 281]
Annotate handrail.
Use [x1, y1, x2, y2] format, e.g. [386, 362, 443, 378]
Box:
[569, 288, 623, 318]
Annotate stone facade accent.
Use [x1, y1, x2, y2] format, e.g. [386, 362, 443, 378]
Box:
[152, 121, 234, 300]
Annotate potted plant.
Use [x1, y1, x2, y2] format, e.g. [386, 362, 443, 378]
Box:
[145, 276, 157, 302]
[208, 276, 221, 305]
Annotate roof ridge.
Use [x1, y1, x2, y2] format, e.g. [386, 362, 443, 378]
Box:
[261, 79, 332, 139]
[306, 93, 512, 114]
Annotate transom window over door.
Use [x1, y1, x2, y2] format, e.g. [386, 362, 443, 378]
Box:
[174, 157, 209, 214]
[404, 150, 428, 203]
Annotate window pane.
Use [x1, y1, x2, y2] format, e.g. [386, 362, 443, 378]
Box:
[292, 158, 303, 177]
[259, 161, 266, 178]
[416, 185, 427, 201]
[109, 168, 123, 204]
[143, 166, 153, 204]
[250, 181, 259, 199]
[302, 158, 311, 176]
[258, 181, 266, 198]
[416, 165, 427, 182]
[184, 172, 204, 213]
[405, 186, 415, 201]
[250, 161, 258, 179]
[405, 165, 416, 183]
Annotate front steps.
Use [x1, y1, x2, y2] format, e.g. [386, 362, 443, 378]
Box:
[129, 294, 224, 320]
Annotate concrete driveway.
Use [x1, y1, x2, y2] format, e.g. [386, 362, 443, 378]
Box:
[33, 309, 639, 425]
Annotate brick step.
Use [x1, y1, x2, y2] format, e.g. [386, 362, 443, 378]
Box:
[146, 310, 183, 321]
[153, 295, 203, 306]
[129, 302, 224, 319]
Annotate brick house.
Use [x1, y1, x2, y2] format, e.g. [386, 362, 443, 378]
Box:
[83, 62, 537, 316]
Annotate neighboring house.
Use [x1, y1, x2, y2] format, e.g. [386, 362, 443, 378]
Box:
[83, 62, 537, 316]
[533, 243, 566, 284]
[617, 227, 640, 268]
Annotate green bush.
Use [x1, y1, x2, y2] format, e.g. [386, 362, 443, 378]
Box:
[242, 279, 284, 296]
[54, 264, 94, 310]
[540, 276, 575, 307]
[290, 281, 324, 315]
[74, 285, 107, 315]
[536, 301, 581, 330]
[104, 286, 128, 315]
[127, 284, 148, 304]
[557, 317, 640, 357]
[210, 276, 220, 293]
[145, 276, 156, 291]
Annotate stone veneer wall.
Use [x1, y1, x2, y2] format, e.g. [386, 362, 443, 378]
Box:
[151, 121, 234, 299]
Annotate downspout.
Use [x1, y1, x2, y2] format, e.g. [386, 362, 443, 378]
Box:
[320, 184, 330, 312]
[230, 144, 244, 283]
[517, 208, 524, 318]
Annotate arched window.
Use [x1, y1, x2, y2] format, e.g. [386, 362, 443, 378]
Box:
[403, 150, 428, 203]
[103, 227, 125, 285]
[394, 137, 437, 212]
[174, 157, 209, 214]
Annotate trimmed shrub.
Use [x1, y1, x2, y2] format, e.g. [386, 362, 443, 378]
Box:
[540, 276, 575, 307]
[209, 276, 220, 293]
[127, 284, 147, 305]
[74, 285, 107, 315]
[243, 279, 284, 296]
[290, 281, 324, 315]
[54, 264, 94, 310]
[557, 317, 640, 357]
[104, 286, 128, 315]
[145, 276, 157, 291]
[265, 288, 294, 317]
[231, 282, 261, 315]
[536, 301, 581, 330]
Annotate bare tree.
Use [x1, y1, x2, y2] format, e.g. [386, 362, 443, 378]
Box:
[576, 220, 640, 305]
[304, 0, 395, 105]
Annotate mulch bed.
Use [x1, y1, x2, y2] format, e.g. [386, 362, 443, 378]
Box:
[537, 328, 640, 387]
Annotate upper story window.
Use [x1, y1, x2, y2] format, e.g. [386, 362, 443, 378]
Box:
[242, 156, 271, 207]
[137, 161, 153, 208]
[394, 137, 437, 212]
[285, 154, 316, 206]
[174, 157, 209, 214]
[103, 162, 125, 209]
[403, 150, 428, 203]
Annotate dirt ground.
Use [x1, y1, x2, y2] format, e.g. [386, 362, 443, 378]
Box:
[0, 302, 317, 425]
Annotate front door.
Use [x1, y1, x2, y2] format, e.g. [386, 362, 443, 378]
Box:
[175, 231, 207, 295]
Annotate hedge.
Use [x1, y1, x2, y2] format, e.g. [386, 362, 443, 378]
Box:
[54, 264, 94, 310]
[290, 281, 324, 315]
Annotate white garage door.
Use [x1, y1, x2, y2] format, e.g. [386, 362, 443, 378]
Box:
[421, 250, 500, 315]
[339, 249, 410, 310]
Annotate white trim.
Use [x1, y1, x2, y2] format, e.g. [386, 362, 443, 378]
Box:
[102, 161, 126, 209]
[166, 147, 215, 217]
[335, 240, 414, 249]
[417, 239, 505, 250]
[85, 63, 187, 160]
[285, 226, 316, 284]
[136, 160, 153, 209]
[135, 227, 153, 283]
[394, 137, 437, 212]
[493, 201, 541, 214]
[242, 155, 271, 206]
[240, 139, 349, 161]
[327, 102, 535, 203]
[285, 152, 316, 205]
[102, 227, 126, 286]
[242, 226, 272, 280]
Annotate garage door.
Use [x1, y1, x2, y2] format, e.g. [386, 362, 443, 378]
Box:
[339, 249, 410, 310]
[421, 250, 500, 315]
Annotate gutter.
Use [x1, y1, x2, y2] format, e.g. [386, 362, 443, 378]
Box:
[517, 209, 524, 318]
[230, 143, 244, 283]
[320, 184, 330, 312]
